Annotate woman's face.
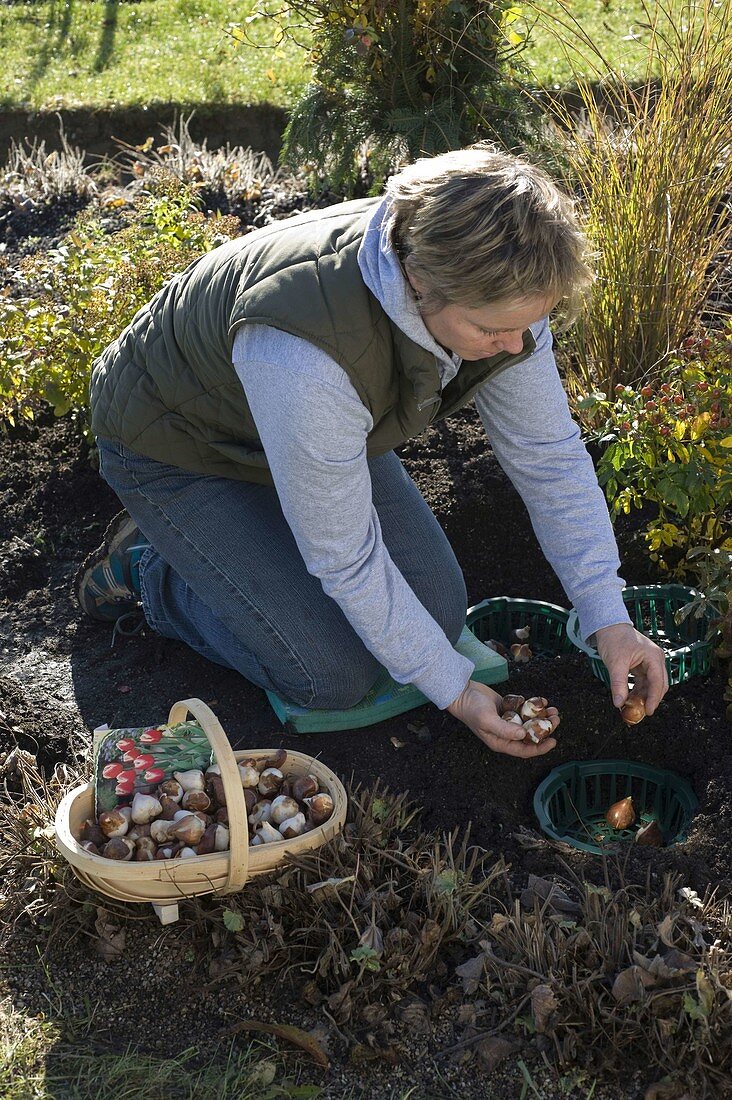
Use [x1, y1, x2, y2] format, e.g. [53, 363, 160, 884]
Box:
[416, 291, 555, 361]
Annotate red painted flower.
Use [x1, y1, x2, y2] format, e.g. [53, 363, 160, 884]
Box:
[116, 738, 137, 752]
[102, 762, 124, 779]
[122, 748, 141, 762]
[133, 754, 155, 771]
[143, 767, 165, 783]
[117, 769, 137, 783]
[115, 779, 135, 796]
[140, 727, 164, 744]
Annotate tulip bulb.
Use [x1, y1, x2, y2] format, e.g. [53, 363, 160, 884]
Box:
[159, 795, 180, 821]
[80, 819, 107, 848]
[270, 795, 300, 826]
[151, 819, 175, 844]
[305, 793, 334, 826]
[486, 639, 508, 657]
[182, 790, 211, 813]
[522, 718, 553, 744]
[500, 695, 525, 715]
[158, 779, 184, 803]
[215, 807, 230, 826]
[205, 763, 221, 777]
[170, 814, 205, 846]
[258, 768, 284, 796]
[292, 775, 319, 802]
[605, 796, 636, 830]
[134, 837, 157, 861]
[238, 765, 260, 788]
[249, 800, 273, 827]
[635, 819, 663, 847]
[501, 710, 523, 725]
[155, 846, 175, 860]
[255, 821, 283, 844]
[279, 812, 307, 839]
[102, 837, 135, 860]
[512, 624, 531, 642]
[198, 823, 230, 854]
[173, 769, 205, 792]
[131, 792, 162, 824]
[621, 695, 646, 726]
[127, 823, 152, 841]
[243, 789, 257, 814]
[99, 809, 130, 838]
[177, 847, 198, 859]
[510, 643, 533, 663]
[207, 775, 226, 807]
[265, 748, 288, 770]
[521, 697, 549, 720]
[81, 840, 100, 855]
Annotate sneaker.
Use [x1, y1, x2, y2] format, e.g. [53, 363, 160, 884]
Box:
[74, 510, 150, 622]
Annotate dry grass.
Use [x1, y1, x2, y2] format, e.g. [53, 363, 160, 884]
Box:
[0, 748, 730, 1096]
[536, 0, 732, 395]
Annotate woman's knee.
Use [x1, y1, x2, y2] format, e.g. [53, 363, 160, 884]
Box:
[303, 646, 382, 710]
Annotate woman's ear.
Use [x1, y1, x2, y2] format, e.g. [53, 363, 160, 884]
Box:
[403, 258, 426, 300]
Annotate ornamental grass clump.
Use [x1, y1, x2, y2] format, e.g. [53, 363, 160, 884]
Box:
[250, 0, 535, 191]
[540, 0, 732, 398]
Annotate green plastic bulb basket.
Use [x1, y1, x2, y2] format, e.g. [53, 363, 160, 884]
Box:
[565, 584, 716, 687]
[467, 596, 573, 658]
[534, 759, 699, 854]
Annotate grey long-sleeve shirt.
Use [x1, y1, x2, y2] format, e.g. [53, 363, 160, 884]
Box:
[232, 199, 631, 708]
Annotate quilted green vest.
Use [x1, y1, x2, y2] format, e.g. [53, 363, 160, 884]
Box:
[90, 197, 536, 485]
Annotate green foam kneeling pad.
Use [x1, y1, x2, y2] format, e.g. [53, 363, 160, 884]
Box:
[265, 625, 508, 733]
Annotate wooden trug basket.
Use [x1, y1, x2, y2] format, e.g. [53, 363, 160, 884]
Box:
[54, 699, 347, 924]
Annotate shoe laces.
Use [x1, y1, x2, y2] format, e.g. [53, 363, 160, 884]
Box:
[110, 611, 146, 649]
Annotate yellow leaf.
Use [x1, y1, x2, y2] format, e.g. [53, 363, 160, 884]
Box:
[673, 420, 686, 440]
[135, 136, 154, 153]
[505, 30, 523, 44]
[720, 435, 732, 448]
[265, 68, 276, 82]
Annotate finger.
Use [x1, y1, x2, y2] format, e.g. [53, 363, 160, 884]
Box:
[608, 667, 631, 709]
[641, 657, 668, 715]
[489, 718, 529, 742]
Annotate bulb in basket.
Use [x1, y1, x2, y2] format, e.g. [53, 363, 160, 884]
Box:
[76, 754, 335, 861]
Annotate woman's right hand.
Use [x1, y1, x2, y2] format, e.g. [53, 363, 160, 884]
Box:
[447, 679, 559, 758]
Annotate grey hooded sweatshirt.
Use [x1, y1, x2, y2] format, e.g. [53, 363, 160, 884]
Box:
[232, 199, 630, 709]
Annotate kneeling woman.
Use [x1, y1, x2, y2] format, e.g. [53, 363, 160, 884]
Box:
[77, 144, 668, 756]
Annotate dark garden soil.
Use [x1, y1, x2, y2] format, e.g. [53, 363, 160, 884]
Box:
[0, 190, 730, 1100]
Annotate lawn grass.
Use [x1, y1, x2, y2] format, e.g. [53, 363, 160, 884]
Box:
[0, 0, 657, 115]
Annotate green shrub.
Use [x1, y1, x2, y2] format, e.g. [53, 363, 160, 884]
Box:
[578, 329, 732, 577]
[254, 0, 536, 191]
[540, 0, 732, 399]
[0, 176, 239, 432]
[677, 547, 732, 721]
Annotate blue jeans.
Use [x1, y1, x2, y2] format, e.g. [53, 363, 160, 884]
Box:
[96, 439, 467, 709]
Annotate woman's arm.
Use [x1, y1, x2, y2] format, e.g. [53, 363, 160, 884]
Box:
[233, 325, 474, 710]
[475, 319, 667, 714]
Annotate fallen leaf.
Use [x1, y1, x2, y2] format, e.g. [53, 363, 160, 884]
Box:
[327, 981, 355, 1024]
[224, 1019, 329, 1068]
[117, 685, 131, 694]
[487, 913, 511, 934]
[521, 875, 581, 915]
[305, 875, 356, 897]
[93, 907, 125, 963]
[612, 965, 656, 1004]
[455, 955, 485, 995]
[657, 913, 678, 947]
[390, 736, 407, 749]
[394, 998, 431, 1036]
[531, 984, 558, 1034]
[678, 887, 704, 909]
[475, 1035, 521, 1071]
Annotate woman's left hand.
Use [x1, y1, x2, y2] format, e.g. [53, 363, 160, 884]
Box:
[593, 623, 669, 716]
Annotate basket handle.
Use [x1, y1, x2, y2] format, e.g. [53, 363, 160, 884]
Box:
[167, 698, 249, 894]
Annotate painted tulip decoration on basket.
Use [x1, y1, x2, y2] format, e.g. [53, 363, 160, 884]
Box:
[498, 694, 557, 744]
[76, 747, 335, 862]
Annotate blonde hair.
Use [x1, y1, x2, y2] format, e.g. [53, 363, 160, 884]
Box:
[386, 144, 593, 325]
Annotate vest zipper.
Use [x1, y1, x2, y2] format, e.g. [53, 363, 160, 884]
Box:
[416, 395, 441, 412]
